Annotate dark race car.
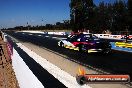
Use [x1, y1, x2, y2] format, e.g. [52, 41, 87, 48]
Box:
[58, 33, 112, 54]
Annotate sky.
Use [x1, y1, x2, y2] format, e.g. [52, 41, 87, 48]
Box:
[0, 0, 126, 29]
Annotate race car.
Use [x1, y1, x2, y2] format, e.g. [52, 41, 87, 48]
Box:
[58, 33, 112, 54]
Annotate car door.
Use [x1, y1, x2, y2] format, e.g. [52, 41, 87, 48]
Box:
[66, 35, 78, 47]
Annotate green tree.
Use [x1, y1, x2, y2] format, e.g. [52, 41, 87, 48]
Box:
[70, 0, 94, 32]
[112, 0, 128, 33]
[127, 0, 132, 33]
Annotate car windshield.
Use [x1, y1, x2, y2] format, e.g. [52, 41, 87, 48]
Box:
[84, 34, 99, 41]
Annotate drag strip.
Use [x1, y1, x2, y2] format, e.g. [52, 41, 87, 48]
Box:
[12, 48, 44, 88]
[6, 31, 132, 83]
[8, 37, 67, 88]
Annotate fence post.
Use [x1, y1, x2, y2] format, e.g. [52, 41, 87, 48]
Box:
[0, 31, 12, 65]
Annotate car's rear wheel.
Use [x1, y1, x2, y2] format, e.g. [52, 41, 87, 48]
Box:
[79, 45, 83, 52]
[79, 45, 87, 52]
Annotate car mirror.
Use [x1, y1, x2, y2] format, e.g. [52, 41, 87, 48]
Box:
[66, 38, 70, 41]
[77, 38, 81, 41]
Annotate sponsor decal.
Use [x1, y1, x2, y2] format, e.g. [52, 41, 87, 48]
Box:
[115, 42, 132, 48]
[76, 67, 130, 85]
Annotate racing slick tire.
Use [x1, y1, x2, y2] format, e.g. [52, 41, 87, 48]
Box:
[60, 42, 64, 48]
[79, 45, 87, 52]
[79, 45, 83, 52]
[76, 75, 87, 85]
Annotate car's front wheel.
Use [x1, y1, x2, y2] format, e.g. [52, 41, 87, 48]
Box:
[79, 45, 87, 52]
[60, 42, 64, 48]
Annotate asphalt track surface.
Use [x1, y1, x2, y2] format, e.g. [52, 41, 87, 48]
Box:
[6, 31, 132, 82]
[6, 36, 67, 88]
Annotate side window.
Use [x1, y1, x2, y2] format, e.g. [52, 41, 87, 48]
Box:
[67, 35, 75, 41]
[84, 35, 90, 41]
[84, 34, 93, 41]
[70, 35, 78, 42]
[77, 38, 81, 41]
[78, 34, 86, 42]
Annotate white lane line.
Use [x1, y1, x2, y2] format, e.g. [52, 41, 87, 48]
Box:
[52, 37, 67, 40]
[29, 34, 33, 35]
[52, 37, 58, 39]
[20, 31, 44, 34]
[17, 43, 91, 88]
[57, 38, 67, 40]
[45, 36, 49, 37]
[12, 48, 44, 88]
[38, 35, 42, 36]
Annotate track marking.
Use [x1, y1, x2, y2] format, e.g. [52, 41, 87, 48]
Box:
[29, 34, 33, 35]
[17, 43, 91, 88]
[52, 37, 67, 40]
[52, 37, 58, 39]
[38, 35, 42, 36]
[45, 36, 49, 37]
[12, 48, 44, 88]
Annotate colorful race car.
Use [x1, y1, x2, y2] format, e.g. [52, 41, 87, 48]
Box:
[58, 33, 112, 54]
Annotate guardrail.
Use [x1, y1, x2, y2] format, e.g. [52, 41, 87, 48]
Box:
[0, 31, 12, 65]
[0, 31, 19, 88]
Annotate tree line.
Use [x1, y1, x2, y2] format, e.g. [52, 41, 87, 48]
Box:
[70, 0, 131, 34]
[2, 20, 71, 31]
